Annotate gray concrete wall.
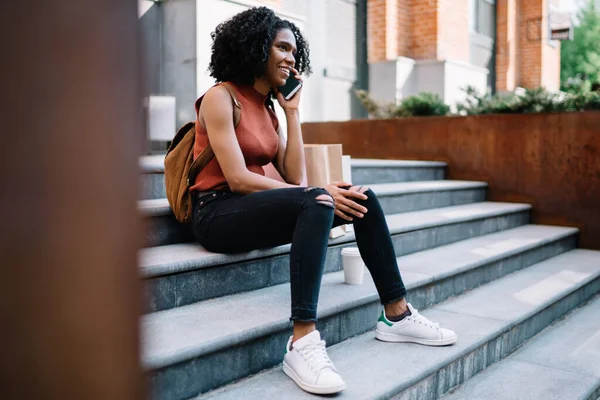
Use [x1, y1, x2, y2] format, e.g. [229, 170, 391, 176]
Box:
[369, 58, 489, 107]
[139, 4, 162, 97]
[162, 0, 197, 126]
[141, 0, 360, 130]
[139, 0, 197, 131]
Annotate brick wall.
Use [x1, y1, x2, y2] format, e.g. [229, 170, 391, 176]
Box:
[368, 0, 467, 62]
[519, 0, 543, 87]
[496, 0, 520, 91]
[396, 0, 411, 57]
[368, 0, 561, 90]
[385, 0, 399, 59]
[409, 0, 438, 60]
[437, 0, 470, 62]
[368, 0, 387, 62]
[497, 0, 561, 91]
[368, 0, 439, 62]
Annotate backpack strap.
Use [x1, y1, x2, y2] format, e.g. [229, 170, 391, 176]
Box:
[221, 82, 243, 128]
[187, 83, 243, 187]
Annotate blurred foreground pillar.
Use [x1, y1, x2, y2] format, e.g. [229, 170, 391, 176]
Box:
[0, 1, 144, 399]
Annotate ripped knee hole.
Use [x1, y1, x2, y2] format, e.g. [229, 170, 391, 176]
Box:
[315, 194, 335, 209]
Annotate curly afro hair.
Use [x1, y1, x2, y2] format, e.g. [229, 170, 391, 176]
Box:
[208, 7, 311, 85]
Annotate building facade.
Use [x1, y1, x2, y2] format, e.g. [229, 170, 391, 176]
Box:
[368, 0, 563, 106]
[139, 0, 564, 128]
[139, 0, 365, 127]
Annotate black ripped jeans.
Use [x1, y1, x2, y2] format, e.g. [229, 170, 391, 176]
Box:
[191, 187, 407, 322]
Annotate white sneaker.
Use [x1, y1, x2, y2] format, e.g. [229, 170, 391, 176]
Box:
[375, 303, 457, 346]
[282, 330, 346, 394]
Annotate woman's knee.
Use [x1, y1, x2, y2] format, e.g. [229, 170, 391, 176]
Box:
[303, 187, 335, 210]
[349, 185, 375, 200]
[349, 185, 370, 194]
[348, 186, 380, 208]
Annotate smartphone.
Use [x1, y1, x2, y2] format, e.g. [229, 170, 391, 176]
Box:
[278, 74, 303, 100]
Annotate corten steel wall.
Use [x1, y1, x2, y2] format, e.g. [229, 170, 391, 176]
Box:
[302, 112, 600, 250]
[1, 0, 144, 399]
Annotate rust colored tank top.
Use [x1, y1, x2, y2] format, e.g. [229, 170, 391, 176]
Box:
[190, 82, 280, 192]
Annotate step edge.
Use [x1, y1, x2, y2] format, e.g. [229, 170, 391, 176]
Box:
[481, 269, 600, 346]
[138, 183, 490, 217]
[371, 182, 488, 196]
[438, 299, 600, 399]
[141, 203, 532, 278]
[430, 228, 578, 281]
[139, 158, 449, 173]
[198, 266, 600, 399]
[384, 273, 600, 398]
[142, 237, 578, 370]
[351, 159, 448, 168]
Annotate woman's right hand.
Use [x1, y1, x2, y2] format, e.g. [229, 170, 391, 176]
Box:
[324, 182, 369, 222]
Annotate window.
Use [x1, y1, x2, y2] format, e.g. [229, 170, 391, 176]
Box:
[470, 0, 495, 38]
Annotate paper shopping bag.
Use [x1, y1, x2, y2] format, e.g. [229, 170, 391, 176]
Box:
[304, 144, 346, 238]
[304, 144, 343, 186]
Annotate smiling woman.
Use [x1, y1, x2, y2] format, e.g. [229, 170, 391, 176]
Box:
[184, 6, 457, 396]
[208, 6, 310, 85]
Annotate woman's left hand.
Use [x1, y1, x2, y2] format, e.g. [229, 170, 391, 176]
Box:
[275, 68, 303, 112]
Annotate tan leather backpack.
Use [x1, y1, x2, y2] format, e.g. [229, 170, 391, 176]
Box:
[164, 83, 242, 224]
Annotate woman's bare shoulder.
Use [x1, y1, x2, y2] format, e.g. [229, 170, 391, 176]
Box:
[200, 85, 234, 121]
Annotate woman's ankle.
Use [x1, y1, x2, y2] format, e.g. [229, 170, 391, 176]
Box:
[292, 321, 316, 343]
[384, 298, 408, 318]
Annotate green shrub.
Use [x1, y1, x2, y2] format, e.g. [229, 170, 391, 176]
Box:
[575, 91, 600, 110]
[561, 76, 592, 94]
[354, 90, 449, 118]
[511, 88, 563, 113]
[355, 86, 600, 119]
[354, 90, 396, 119]
[396, 92, 450, 117]
[456, 86, 600, 114]
[455, 86, 518, 115]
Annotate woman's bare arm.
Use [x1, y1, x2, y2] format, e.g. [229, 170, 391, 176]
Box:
[274, 109, 305, 185]
[200, 86, 298, 194]
[273, 69, 305, 185]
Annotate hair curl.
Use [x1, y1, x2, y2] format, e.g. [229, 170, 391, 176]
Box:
[208, 7, 311, 85]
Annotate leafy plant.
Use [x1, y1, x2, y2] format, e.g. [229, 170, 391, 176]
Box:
[355, 85, 600, 119]
[455, 86, 518, 115]
[511, 88, 562, 113]
[455, 86, 600, 114]
[354, 90, 449, 118]
[354, 90, 396, 119]
[570, 90, 600, 111]
[560, 76, 592, 94]
[396, 92, 450, 117]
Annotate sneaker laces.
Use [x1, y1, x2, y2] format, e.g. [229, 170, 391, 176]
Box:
[299, 340, 334, 372]
[410, 308, 440, 330]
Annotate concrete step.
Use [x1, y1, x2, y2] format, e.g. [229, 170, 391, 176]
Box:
[140, 155, 168, 200]
[139, 180, 487, 247]
[348, 159, 447, 185]
[139, 198, 195, 248]
[139, 156, 447, 200]
[441, 295, 600, 400]
[194, 249, 600, 400]
[142, 224, 577, 399]
[142, 202, 531, 312]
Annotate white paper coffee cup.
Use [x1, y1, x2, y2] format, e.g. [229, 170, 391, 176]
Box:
[341, 247, 365, 285]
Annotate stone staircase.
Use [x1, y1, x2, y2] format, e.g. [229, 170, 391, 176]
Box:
[139, 156, 600, 400]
